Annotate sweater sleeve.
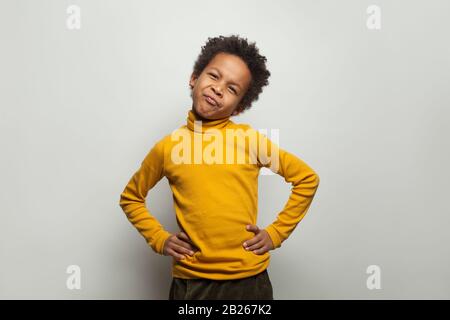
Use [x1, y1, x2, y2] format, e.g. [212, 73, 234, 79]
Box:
[119, 138, 171, 255]
[256, 131, 320, 249]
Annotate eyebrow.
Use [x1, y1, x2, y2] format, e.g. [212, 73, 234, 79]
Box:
[209, 67, 242, 90]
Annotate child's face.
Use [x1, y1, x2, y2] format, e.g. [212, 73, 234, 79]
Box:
[189, 52, 252, 120]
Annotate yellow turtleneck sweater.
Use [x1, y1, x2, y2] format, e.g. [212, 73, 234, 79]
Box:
[119, 108, 320, 280]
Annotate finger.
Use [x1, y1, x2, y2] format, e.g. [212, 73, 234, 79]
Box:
[177, 232, 192, 243]
[167, 237, 191, 253]
[245, 240, 265, 251]
[246, 224, 260, 234]
[173, 236, 197, 253]
[242, 234, 262, 248]
[172, 243, 195, 256]
[177, 232, 198, 250]
[252, 245, 269, 255]
[167, 248, 186, 260]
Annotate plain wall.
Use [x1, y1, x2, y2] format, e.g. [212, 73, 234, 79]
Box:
[1, 0, 449, 299]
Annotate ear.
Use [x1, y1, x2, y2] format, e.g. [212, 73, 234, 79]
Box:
[189, 73, 197, 89]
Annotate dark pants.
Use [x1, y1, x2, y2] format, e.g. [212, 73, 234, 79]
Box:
[168, 269, 273, 300]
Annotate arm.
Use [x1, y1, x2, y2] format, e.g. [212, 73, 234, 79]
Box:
[119, 138, 171, 255]
[257, 131, 320, 249]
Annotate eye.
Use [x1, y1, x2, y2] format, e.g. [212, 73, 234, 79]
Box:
[229, 87, 237, 94]
[209, 73, 218, 79]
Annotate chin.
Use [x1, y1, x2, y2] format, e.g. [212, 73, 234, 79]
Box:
[193, 100, 217, 120]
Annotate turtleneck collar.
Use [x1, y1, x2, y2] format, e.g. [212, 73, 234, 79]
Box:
[187, 109, 231, 133]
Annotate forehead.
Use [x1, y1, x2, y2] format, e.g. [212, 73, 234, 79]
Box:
[205, 52, 251, 86]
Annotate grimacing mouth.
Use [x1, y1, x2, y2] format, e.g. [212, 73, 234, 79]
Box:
[203, 94, 221, 108]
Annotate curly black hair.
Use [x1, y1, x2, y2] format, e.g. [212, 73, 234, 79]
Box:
[192, 34, 271, 114]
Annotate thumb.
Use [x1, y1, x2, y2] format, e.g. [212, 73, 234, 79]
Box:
[246, 224, 260, 234]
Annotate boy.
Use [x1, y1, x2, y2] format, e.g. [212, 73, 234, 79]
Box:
[119, 35, 320, 300]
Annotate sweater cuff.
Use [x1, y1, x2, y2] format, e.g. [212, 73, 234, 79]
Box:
[150, 230, 172, 255]
[264, 225, 282, 249]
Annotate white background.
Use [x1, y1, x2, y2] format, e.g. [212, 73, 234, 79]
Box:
[1, 0, 449, 299]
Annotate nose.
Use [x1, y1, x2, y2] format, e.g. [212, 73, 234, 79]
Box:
[211, 84, 223, 97]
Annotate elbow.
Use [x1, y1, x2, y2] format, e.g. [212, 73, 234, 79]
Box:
[119, 192, 128, 210]
[119, 196, 132, 217]
[305, 171, 320, 192]
[314, 173, 320, 188]
[312, 172, 320, 191]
